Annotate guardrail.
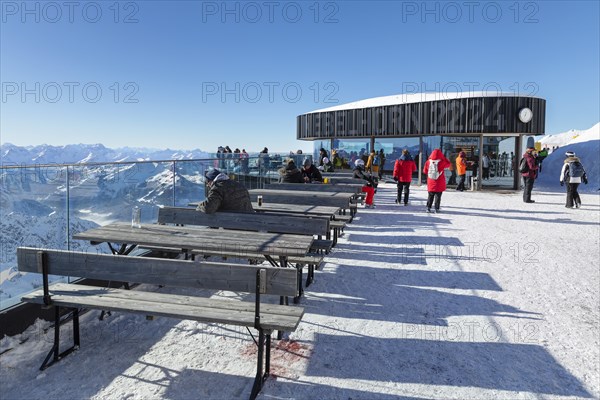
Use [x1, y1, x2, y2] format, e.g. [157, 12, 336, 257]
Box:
[0, 154, 307, 311]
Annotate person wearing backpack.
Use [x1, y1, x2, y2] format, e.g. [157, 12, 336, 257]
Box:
[393, 149, 417, 205]
[521, 146, 539, 203]
[560, 151, 588, 208]
[455, 151, 468, 191]
[423, 149, 451, 213]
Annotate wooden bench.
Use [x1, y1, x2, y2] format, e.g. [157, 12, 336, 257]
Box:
[17, 247, 303, 400]
[247, 190, 355, 217]
[157, 207, 333, 253]
[157, 207, 330, 298]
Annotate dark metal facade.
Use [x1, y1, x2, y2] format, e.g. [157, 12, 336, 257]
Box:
[297, 96, 546, 140]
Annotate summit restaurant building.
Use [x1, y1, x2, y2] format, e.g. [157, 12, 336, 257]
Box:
[297, 92, 546, 190]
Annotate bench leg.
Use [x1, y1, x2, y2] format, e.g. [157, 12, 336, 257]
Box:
[306, 264, 314, 287]
[40, 306, 80, 371]
[293, 264, 304, 304]
[249, 329, 271, 400]
[276, 295, 288, 340]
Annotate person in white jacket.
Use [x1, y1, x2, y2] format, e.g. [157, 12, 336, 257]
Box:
[559, 151, 588, 208]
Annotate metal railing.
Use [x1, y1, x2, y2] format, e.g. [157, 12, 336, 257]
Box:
[0, 154, 300, 311]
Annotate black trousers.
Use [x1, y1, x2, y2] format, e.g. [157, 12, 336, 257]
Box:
[566, 183, 581, 207]
[457, 175, 466, 191]
[448, 171, 456, 185]
[523, 177, 535, 202]
[397, 182, 411, 204]
[426, 192, 442, 210]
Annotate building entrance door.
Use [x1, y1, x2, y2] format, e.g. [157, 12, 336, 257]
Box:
[481, 136, 519, 189]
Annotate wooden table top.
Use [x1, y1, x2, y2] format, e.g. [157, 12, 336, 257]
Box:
[248, 189, 353, 199]
[251, 202, 341, 217]
[73, 222, 314, 257]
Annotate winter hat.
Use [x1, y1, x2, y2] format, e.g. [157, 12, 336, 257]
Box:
[205, 169, 221, 181]
[303, 158, 312, 167]
[565, 151, 575, 157]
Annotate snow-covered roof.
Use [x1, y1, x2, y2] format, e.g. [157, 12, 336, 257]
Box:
[307, 91, 542, 114]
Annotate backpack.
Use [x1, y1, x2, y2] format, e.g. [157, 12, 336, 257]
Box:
[372, 155, 380, 166]
[569, 161, 584, 178]
[428, 159, 442, 180]
[518, 157, 529, 173]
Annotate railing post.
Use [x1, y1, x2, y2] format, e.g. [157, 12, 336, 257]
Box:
[66, 166, 70, 251]
[172, 161, 176, 207]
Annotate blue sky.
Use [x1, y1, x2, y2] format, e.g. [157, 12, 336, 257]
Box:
[1, 0, 599, 152]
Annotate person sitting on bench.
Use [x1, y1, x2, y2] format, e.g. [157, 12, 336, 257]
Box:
[279, 159, 305, 183]
[197, 169, 254, 214]
[353, 159, 377, 208]
[301, 158, 323, 183]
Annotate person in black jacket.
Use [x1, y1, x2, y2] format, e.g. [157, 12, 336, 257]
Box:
[559, 151, 588, 208]
[353, 159, 376, 208]
[301, 158, 323, 183]
[197, 169, 254, 214]
[278, 159, 304, 183]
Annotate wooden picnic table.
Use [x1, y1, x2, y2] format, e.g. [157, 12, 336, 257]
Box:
[186, 202, 341, 218]
[324, 177, 366, 185]
[73, 222, 314, 265]
[247, 189, 356, 216]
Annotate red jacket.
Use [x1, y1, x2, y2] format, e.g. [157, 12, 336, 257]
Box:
[393, 157, 417, 183]
[521, 151, 538, 179]
[423, 149, 451, 192]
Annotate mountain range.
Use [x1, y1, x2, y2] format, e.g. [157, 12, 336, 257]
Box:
[0, 143, 211, 165]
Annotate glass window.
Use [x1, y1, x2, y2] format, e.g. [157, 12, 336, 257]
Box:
[313, 139, 333, 167]
[332, 138, 371, 169]
[1, 165, 70, 310]
[422, 136, 480, 185]
[374, 137, 420, 172]
[482, 136, 518, 189]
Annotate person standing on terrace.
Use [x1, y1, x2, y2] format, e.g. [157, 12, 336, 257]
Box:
[521, 146, 539, 203]
[423, 149, 451, 213]
[393, 149, 416, 206]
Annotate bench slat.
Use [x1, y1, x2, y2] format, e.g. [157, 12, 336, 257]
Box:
[18, 248, 299, 297]
[264, 183, 362, 194]
[158, 207, 329, 236]
[22, 283, 303, 331]
[247, 190, 351, 208]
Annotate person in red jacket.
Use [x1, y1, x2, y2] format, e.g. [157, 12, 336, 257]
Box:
[393, 149, 417, 206]
[521, 146, 539, 203]
[423, 149, 451, 213]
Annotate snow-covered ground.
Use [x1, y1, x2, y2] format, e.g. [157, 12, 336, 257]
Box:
[1, 183, 599, 400]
